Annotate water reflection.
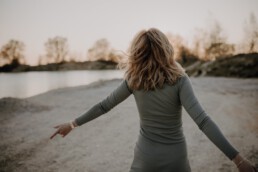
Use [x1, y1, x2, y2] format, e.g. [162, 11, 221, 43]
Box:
[0, 70, 123, 98]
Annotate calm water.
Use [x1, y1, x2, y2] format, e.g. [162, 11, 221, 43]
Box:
[0, 70, 123, 98]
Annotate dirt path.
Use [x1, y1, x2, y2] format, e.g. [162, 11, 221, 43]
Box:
[0, 77, 257, 172]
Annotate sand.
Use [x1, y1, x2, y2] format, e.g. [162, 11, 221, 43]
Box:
[0, 77, 257, 172]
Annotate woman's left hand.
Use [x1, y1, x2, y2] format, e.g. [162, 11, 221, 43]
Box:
[50, 123, 73, 139]
[237, 160, 257, 172]
[233, 154, 257, 172]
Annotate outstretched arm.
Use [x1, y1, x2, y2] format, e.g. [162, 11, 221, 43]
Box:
[179, 75, 256, 171]
[50, 80, 132, 139]
[75, 80, 132, 126]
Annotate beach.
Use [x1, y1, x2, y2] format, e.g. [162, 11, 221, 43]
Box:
[0, 77, 257, 172]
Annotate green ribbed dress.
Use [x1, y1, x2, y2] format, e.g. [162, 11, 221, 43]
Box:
[75, 75, 238, 172]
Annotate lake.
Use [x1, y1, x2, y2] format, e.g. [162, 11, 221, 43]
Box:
[0, 70, 123, 98]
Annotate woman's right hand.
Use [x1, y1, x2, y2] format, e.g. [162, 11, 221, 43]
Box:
[233, 154, 256, 172]
[50, 121, 77, 139]
[237, 160, 256, 172]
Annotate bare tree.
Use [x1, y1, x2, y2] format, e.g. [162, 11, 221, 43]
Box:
[243, 13, 258, 53]
[87, 38, 111, 61]
[0, 40, 26, 66]
[40, 36, 69, 64]
[193, 20, 234, 60]
[107, 49, 124, 63]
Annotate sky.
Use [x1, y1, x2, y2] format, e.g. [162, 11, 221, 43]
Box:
[0, 0, 258, 65]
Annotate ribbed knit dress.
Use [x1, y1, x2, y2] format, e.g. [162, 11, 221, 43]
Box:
[75, 75, 238, 172]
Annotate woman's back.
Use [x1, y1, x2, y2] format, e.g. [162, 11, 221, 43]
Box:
[133, 77, 184, 144]
[130, 75, 194, 172]
[130, 74, 238, 172]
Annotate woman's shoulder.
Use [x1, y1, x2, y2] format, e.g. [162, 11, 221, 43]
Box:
[123, 79, 133, 93]
[175, 74, 192, 89]
[177, 74, 189, 83]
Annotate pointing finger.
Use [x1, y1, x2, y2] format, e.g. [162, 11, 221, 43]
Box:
[50, 130, 59, 139]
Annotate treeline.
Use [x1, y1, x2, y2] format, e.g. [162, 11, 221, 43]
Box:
[0, 37, 123, 68]
[0, 14, 257, 73]
[167, 13, 258, 63]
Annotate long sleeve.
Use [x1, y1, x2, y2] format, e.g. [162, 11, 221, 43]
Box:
[179, 75, 239, 160]
[75, 80, 132, 126]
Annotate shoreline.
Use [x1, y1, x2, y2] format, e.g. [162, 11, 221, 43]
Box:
[1, 75, 257, 100]
[0, 77, 257, 171]
[1, 53, 258, 78]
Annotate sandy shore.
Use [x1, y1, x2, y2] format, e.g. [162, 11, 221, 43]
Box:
[0, 77, 257, 172]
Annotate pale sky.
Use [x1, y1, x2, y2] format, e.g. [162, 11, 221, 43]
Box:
[0, 0, 257, 65]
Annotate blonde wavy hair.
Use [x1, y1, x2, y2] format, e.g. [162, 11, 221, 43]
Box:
[121, 28, 185, 91]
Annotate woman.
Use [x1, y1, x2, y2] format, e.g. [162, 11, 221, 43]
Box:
[50, 28, 256, 172]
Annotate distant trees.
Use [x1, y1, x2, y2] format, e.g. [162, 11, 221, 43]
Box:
[0, 40, 26, 67]
[166, 20, 236, 62]
[192, 20, 235, 60]
[87, 38, 110, 61]
[166, 33, 198, 66]
[243, 13, 258, 53]
[203, 21, 235, 60]
[1, 13, 257, 69]
[87, 38, 122, 63]
[39, 36, 69, 65]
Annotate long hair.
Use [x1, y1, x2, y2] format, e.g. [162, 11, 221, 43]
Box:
[121, 28, 185, 91]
